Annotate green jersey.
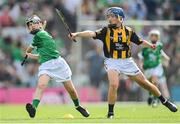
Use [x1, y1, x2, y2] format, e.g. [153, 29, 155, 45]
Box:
[31, 30, 60, 64]
[140, 42, 163, 70]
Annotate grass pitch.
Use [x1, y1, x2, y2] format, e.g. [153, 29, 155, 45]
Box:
[0, 102, 179, 123]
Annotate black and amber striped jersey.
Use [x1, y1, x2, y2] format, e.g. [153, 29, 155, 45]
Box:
[93, 26, 143, 59]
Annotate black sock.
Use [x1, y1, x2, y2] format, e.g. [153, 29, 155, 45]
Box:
[158, 95, 167, 104]
[72, 99, 80, 107]
[108, 104, 114, 114]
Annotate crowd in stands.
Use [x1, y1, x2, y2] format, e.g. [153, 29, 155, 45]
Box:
[0, 0, 179, 101]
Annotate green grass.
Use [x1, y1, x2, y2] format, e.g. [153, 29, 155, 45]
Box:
[0, 102, 180, 123]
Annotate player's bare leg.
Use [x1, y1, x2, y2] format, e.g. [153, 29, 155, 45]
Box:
[64, 80, 90, 117]
[34, 74, 50, 99]
[26, 74, 50, 118]
[159, 82, 170, 98]
[150, 76, 158, 87]
[107, 70, 120, 118]
[64, 80, 78, 99]
[129, 72, 178, 112]
[148, 76, 159, 107]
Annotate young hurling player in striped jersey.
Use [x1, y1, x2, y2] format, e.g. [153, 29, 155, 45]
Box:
[69, 7, 178, 118]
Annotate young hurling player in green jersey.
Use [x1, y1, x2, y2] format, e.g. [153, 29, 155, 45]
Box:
[25, 15, 89, 118]
[69, 7, 178, 118]
[138, 29, 171, 107]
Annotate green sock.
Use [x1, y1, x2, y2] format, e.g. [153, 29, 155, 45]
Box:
[32, 99, 40, 109]
[72, 99, 80, 107]
[149, 92, 153, 97]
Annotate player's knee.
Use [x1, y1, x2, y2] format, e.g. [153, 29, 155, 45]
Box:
[37, 82, 47, 89]
[109, 82, 119, 90]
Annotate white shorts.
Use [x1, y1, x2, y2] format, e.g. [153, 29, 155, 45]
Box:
[38, 57, 72, 83]
[144, 64, 166, 84]
[104, 57, 141, 76]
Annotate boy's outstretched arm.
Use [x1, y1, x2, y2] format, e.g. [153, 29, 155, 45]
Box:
[69, 31, 96, 41]
[26, 46, 39, 60]
[141, 40, 156, 49]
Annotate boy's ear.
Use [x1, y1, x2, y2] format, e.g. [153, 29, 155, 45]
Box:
[118, 15, 123, 22]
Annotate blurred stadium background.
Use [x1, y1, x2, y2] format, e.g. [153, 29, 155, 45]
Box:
[0, 0, 179, 109]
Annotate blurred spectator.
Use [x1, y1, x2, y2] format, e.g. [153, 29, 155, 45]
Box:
[40, 3, 54, 31]
[81, 0, 96, 21]
[12, 38, 24, 62]
[53, 0, 77, 31]
[85, 43, 104, 88]
[51, 29, 67, 56]
[173, 0, 180, 20]
[0, 5, 15, 27]
[63, 0, 80, 15]
[162, 1, 172, 20]
[143, 0, 159, 20]
[127, 0, 147, 20]
[26, 62, 39, 87]
[0, 61, 14, 87]
[8, 0, 21, 22]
